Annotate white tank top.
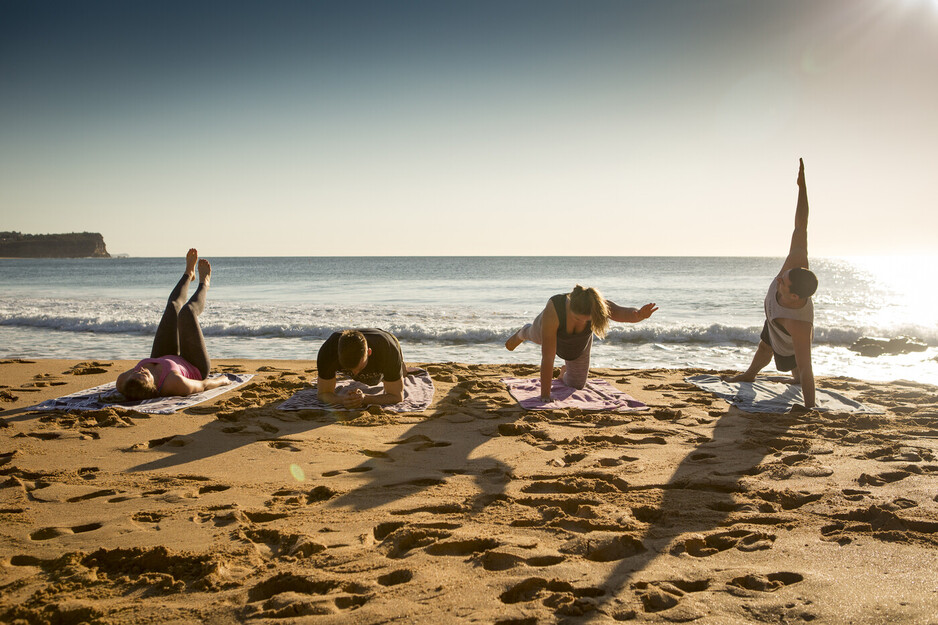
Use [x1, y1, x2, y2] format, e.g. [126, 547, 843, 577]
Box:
[764, 278, 813, 356]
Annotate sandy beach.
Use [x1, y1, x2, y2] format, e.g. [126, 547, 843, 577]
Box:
[1, 358, 937, 624]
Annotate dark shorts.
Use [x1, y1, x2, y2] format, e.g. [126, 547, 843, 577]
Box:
[760, 321, 797, 372]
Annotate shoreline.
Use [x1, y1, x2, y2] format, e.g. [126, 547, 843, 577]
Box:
[2, 359, 937, 622]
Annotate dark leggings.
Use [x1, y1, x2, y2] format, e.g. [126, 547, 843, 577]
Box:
[150, 273, 210, 379]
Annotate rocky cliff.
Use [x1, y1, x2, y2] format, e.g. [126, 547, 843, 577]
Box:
[0, 232, 110, 258]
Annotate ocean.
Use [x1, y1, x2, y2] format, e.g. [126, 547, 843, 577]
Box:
[1, 256, 936, 386]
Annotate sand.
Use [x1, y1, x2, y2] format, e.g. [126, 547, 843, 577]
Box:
[1, 358, 937, 624]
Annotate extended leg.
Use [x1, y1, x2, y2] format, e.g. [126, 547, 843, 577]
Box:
[727, 340, 773, 383]
[507, 312, 545, 350]
[177, 258, 212, 379]
[150, 249, 198, 358]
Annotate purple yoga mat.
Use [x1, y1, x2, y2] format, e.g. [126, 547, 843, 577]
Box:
[502, 377, 648, 412]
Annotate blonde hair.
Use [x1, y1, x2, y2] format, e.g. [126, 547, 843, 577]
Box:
[569, 285, 610, 339]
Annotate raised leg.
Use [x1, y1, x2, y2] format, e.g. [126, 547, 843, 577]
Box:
[177, 258, 212, 379]
[505, 328, 525, 351]
[150, 249, 198, 358]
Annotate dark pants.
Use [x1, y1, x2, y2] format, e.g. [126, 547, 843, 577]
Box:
[150, 273, 210, 379]
[760, 321, 797, 372]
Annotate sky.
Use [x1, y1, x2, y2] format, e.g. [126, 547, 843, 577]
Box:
[1, 0, 937, 257]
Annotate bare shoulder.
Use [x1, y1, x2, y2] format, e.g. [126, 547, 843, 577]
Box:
[542, 298, 559, 324]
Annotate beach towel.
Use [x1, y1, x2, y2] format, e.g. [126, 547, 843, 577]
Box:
[684, 374, 884, 414]
[30, 374, 254, 415]
[502, 377, 648, 412]
[278, 368, 434, 413]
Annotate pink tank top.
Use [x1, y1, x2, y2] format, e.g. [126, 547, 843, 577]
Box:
[138, 355, 202, 390]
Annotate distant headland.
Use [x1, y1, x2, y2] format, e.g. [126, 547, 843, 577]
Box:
[0, 232, 110, 258]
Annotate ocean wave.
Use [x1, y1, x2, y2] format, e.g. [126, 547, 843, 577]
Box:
[2, 312, 935, 347]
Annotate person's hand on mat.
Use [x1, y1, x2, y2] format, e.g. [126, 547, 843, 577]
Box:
[341, 388, 365, 408]
[540, 393, 552, 403]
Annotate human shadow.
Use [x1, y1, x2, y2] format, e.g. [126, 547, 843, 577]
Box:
[326, 368, 527, 512]
[126, 374, 335, 473]
[579, 404, 806, 621]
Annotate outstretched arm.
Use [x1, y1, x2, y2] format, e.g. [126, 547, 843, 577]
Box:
[607, 301, 658, 323]
[781, 158, 809, 275]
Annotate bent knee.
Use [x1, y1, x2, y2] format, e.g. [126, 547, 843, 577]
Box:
[563, 373, 588, 390]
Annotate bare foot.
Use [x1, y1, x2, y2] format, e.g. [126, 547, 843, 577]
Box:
[198, 258, 211, 286]
[505, 330, 523, 351]
[725, 372, 755, 383]
[185, 248, 198, 281]
[556, 365, 566, 380]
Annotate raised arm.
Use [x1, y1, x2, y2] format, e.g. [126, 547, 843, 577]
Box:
[607, 300, 658, 323]
[781, 158, 809, 274]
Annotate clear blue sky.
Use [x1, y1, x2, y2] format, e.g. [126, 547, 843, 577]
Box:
[1, 1, 936, 256]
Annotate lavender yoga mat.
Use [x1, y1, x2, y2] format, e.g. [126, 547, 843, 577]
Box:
[278, 368, 435, 413]
[503, 377, 648, 412]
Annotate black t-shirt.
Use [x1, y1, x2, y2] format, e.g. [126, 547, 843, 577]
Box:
[317, 328, 404, 385]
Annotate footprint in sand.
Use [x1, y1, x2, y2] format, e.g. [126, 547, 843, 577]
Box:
[376, 524, 454, 559]
[377, 569, 413, 586]
[267, 439, 303, 452]
[240, 528, 327, 559]
[671, 528, 777, 557]
[129, 435, 189, 451]
[321, 467, 374, 477]
[728, 572, 803, 593]
[66, 489, 118, 502]
[391, 502, 468, 516]
[634, 579, 711, 614]
[244, 572, 370, 617]
[857, 469, 912, 487]
[198, 484, 231, 495]
[77, 467, 99, 480]
[30, 523, 102, 540]
[520, 472, 629, 494]
[132, 511, 167, 524]
[424, 537, 500, 556]
[561, 534, 647, 561]
[387, 434, 453, 452]
[499, 578, 606, 617]
[754, 489, 824, 510]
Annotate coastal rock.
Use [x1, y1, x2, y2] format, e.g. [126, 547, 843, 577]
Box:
[0, 231, 110, 258]
[849, 336, 928, 357]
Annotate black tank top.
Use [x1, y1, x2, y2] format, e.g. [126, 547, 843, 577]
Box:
[550, 293, 592, 360]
